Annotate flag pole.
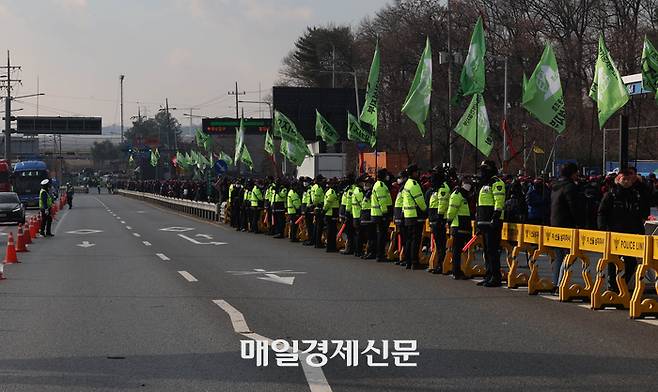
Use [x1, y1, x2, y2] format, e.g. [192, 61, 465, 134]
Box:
[475, 94, 479, 174]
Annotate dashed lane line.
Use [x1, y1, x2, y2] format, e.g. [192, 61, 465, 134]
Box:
[177, 270, 198, 282]
[120, 221, 126, 224]
[133, 233, 141, 238]
[142, 241, 152, 246]
[126, 226, 133, 230]
[213, 299, 332, 392]
[156, 253, 170, 261]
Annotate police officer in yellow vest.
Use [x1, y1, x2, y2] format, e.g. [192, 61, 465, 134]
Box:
[287, 181, 302, 242]
[250, 181, 264, 234]
[393, 170, 408, 265]
[323, 179, 340, 252]
[360, 176, 376, 259]
[426, 167, 451, 273]
[351, 179, 365, 257]
[339, 176, 355, 255]
[477, 160, 506, 287]
[446, 178, 474, 279]
[272, 179, 288, 238]
[241, 181, 252, 232]
[301, 178, 314, 245]
[402, 164, 427, 269]
[311, 175, 326, 248]
[371, 169, 393, 262]
[39, 179, 54, 237]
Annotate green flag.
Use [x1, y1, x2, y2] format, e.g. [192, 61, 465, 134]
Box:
[589, 35, 629, 128]
[347, 112, 376, 147]
[240, 145, 254, 170]
[315, 110, 339, 145]
[522, 73, 528, 92]
[453, 93, 493, 157]
[264, 130, 275, 155]
[360, 40, 380, 130]
[195, 129, 212, 150]
[455, 17, 486, 102]
[401, 37, 432, 136]
[149, 148, 160, 167]
[522, 43, 566, 133]
[234, 119, 246, 164]
[642, 35, 658, 102]
[219, 151, 233, 166]
[274, 110, 312, 161]
[280, 139, 308, 166]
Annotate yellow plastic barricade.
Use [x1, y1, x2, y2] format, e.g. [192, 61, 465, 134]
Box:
[591, 232, 648, 310]
[418, 219, 431, 266]
[257, 210, 269, 233]
[463, 221, 485, 278]
[526, 225, 559, 295]
[225, 202, 232, 224]
[386, 222, 399, 261]
[502, 223, 528, 288]
[630, 236, 658, 318]
[428, 225, 450, 272]
[442, 235, 454, 275]
[559, 229, 602, 302]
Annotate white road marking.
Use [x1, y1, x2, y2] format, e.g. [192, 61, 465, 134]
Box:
[160, 226, 195, 232]
[142, 241, 151, 246]
[539, 294, 560, 301]
[76, 241, 95, 248]
[156, 253, 170, 261]
[120, 221, 126, 224]
[177, 270, 198, 282]
[637, 319, 658, 326]
[195, 234, 213, 239]
[126, 226, 133, 230]
[213, 299, 332, 392]
[178, 233, 227, 245]
[133, 233, 141, 237]
[65, 229, 103, 235]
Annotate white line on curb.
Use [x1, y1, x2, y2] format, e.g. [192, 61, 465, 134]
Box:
[177, 271, 198, 282]
[213, 299, 332, 392]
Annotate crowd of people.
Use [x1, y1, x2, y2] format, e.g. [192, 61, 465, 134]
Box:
[119, 161, 658, 292]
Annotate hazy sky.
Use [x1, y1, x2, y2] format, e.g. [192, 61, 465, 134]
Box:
[0, 0, 390, 129]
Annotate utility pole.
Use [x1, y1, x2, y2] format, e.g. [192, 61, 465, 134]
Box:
[447, 0, 454, 167]
[228, 81, 246, 119]
[503, 57, 509, 165]
[1, 51, 21, 165]
[119, 75, 125, 145]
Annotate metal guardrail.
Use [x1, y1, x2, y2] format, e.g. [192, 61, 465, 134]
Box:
[118, 189, 221, 221]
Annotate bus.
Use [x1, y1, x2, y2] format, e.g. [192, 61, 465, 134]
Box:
[0, 159, 11, 192]
[13, 160, 49, 207]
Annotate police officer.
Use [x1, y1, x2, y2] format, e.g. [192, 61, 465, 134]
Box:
[339, 176, 355, 255]
[351, 177, 365, 257]
[446, 178, 474, 279]
[477, 160, 506, 287]
[427, 167, 451, 273]
[287, 180, 303, 242]
[241, 181, 252, 232]
[272, 179, 288, 238]
[393, 170, 408, 265]
[361, 176, 375, 259]
[311, 175, 325, 248]
[371, 169, 393, 262]
[301, 178, 314, 245]
[250, 180, 264, 233]
[264, 178, 276, 235]
[66, 182, 74, 209]
[323, 179, 340, 252]
[39, 179, 54, 237]
[402, 164, 427, 269]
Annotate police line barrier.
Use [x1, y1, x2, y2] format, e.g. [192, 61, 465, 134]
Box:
[118, 190, 220, 221]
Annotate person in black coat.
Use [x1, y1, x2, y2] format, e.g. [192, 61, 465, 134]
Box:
[598, 169, 649, 292]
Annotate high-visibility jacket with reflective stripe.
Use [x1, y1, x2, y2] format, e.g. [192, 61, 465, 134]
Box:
[250, 186, 263, 207]
[437, 182, 451, 216]
[402, 179, 426, 219]
[477, 177, 505, 221]
[371, 180, 392, 217]
[340, 185, 354, 218]
[360, 190, 372, 222]
[323, 188, 339, 216]
[351, 187, 364, 219]
[311, 184, 324, 206]
[446, 190, 471, 229]
[287, 189, 301, 214]
[39, 188, 53, 210]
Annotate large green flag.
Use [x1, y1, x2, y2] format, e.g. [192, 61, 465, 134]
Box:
[219, 151, 233, 166]
[522, 43, 566, 133]
[589, 35, 629, 128]
[175, 151, 185, 168]
[360, 40, 380, 130]
[149, 148, 160, 167]
[234, 119, 246, 164]
[642, 35, 658, 102]
[315, 110, 339, 145]
[240, 145, 254, 171]
[195, 129, 212, 150]
[455, 17, 486, 102]
[347, 112, 376, 147]
[401, 37, 432, 136]
[274, 110, 312, 161]
[453, 93, 493, 157]
[264, 130, 275, 155]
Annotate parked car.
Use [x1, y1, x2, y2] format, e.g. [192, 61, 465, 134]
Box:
[0, 192, 26, 224]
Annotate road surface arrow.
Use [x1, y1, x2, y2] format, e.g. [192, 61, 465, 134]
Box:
[257, 274, 296, 285]
[178, 234, 227, 245]
[76, 241, 95, 248]
[195, 234, 213, 239]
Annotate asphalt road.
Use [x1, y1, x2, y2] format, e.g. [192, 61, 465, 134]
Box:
[2, 193, 658, 391]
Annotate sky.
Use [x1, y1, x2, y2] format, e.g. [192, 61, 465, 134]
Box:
[0, 0, 390, 130]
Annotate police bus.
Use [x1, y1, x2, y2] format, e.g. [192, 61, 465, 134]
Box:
[13, 160, 50, 207]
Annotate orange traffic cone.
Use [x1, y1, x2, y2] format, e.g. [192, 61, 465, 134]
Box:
[30, 217, 38, 239]
[24, 222, 33, 244]
[15, 225, 28, 253]
[4, 232, 18, 264]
